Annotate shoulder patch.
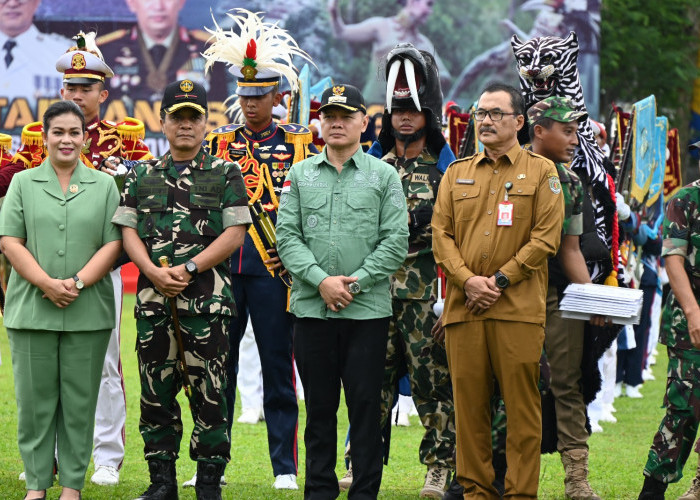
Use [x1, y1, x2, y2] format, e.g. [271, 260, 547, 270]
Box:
[96, 29, 129, 45]
[279, 123, 312, 135]
[549, 176, 562, 194]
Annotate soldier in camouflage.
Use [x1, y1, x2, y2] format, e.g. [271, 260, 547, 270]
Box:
[638, 141, 700, 500]
[112, 80, 251, 500]
[362, 43, 457, 499]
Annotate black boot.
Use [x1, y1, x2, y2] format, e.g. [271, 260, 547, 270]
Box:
[442, 475, 464, 500]
[638, 474, 667, 500]
[135, 459, 178, 500]
[195, 461, 225, 500]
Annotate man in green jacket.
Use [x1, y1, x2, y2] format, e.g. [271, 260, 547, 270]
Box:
[277, 84, 409, 499]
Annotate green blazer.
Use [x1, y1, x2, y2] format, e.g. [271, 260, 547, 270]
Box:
[0, 159, 121, 331]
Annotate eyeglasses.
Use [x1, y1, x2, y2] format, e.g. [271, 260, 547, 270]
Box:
[473, 109, 519, 122]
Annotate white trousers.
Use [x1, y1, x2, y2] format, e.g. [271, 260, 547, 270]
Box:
[92, 268, 126, 469]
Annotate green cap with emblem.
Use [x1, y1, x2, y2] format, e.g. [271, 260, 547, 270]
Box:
[527, 96, 587, 125]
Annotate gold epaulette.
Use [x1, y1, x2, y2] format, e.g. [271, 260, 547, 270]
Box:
[279, 123, 313, 165]
[96, 29, 129, 45]
[20, 122, 44, 147]
[115, 117, 147, 141]
[206, 124, 245, 149]
[0, 133, 11, 153]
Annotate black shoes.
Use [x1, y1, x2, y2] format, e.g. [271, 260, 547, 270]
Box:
[135, 459, 178, 500]
[195, 461, 225, 500]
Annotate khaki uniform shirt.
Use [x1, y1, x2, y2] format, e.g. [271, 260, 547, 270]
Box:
[432, 143, 564, 326]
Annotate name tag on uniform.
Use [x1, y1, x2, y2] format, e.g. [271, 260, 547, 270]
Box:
[412, 173, 429, 183]
[497, 201, 513, 226]
[456, 178, 475, 185]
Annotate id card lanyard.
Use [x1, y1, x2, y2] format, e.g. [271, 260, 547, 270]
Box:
[497, 182, 513, 226]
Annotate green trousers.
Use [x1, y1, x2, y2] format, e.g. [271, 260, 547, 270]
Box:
[8, 328, 110, 490]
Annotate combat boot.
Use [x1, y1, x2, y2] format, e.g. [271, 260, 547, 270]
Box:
[135, 459, 178, 500]
[560, 449, 601, 500]
[419, 465, 450, 498]
[638, 474, 667, 500]
[195, 461, 225, 500]
[679, 457, 700, 500]
[441, 475, 464, 500]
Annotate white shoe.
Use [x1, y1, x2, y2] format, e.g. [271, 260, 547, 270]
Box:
[626, 384, 644, 398]
[18, 471, 25, 481]
[237, 407, 263, 424]
[643, 368, 656, 381]
[614, 382, 623, 398]
[183, 472, 226, 488]
[599, 410, 617, 423]
[273, 474, 298, 490]
[91, 465, 119, 485]
[590, 421, 603, 433]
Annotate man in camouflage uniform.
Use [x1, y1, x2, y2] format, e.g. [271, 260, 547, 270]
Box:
[529, 97, 603, 500]
[362, 43, 456, 499]
[112, 80, 251, 500]
[638, 141, 700, 500]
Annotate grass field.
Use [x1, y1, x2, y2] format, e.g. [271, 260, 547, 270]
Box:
[0, 293, 696, 498]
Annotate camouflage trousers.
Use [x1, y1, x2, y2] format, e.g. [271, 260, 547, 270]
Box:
[380, 298, 456, 468]
[136, 314, 231, 464]
[644, 346, 700, 483]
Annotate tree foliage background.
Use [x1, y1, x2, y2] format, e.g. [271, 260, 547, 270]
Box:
[601, 0, 700, 179]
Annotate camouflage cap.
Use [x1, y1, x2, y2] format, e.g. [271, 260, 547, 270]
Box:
[527, 96, 588, 125]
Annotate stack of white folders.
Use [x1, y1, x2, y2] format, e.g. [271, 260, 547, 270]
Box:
[559, 283, 644, 325]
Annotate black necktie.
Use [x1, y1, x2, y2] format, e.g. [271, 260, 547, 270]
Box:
[4, 39, 16, 68]
[150, 44, 166, 66]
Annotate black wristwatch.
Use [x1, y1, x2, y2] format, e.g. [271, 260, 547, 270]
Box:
[185, 260, 198, 276]
[494, 270, 510, 290]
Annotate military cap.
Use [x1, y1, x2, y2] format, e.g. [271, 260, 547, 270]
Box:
[318, 84, 366, 114]
[56, 31, 114, 84]
[161, 80, 208, 115]
[527, 96, 587, 125]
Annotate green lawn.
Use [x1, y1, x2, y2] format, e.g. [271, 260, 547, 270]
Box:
[0, 294, 696, 498]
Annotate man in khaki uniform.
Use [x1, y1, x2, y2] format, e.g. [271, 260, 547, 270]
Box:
[432, 82, 564, 498]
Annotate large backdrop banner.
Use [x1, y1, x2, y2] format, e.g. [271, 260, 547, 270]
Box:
[0, 0, 600, 155]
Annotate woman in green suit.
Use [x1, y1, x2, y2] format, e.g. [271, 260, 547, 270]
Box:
[0, 100, 122, 500]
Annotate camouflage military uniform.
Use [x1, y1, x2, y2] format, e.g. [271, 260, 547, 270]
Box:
[111, 149, 251, 463]
[643, 180, 700, 483]
[380, 147, 456, 468]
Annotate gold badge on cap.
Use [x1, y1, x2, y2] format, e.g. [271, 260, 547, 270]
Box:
[69, 184, 79, 193]
[332, 85, 345, 96]
[71, 53, 86, 70]
[179, 80, 194, 92]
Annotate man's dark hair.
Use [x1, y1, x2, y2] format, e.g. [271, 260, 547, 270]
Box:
[528, 117, 555, 141]
[480, 82, 525, 116]
[43, 100, 85, 132]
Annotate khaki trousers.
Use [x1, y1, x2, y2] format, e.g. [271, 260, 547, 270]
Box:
[544, 285, 589, 451]
[446, 319, 543, 499]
